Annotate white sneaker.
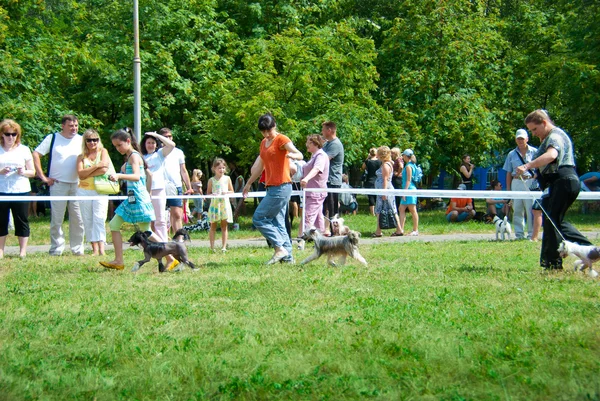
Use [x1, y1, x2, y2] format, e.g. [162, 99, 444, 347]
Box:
[409, 231, 419, 236]
[266, 249, 289, 265]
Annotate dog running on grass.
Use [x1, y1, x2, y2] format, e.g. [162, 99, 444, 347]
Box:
[300, 227, 367, 267]
[492, 215, 512, 241]
[128, 230, 198, 273]
[558, 240, 600, 278]
[330, 214, 350, 236]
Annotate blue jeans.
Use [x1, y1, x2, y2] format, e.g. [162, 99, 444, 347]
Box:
[253, 183, 292, 258]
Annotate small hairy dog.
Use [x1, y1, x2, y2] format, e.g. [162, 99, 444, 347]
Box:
[172, 228, 191, 242]
[128, 230, 198, 273]
[492, 215, 512, 240]
[558, 240, 600, 277]
[330, 214, 350, 236]
[300, 228, 367, 267]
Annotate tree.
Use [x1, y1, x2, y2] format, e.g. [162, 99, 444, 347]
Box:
[377, 0, 510, 177]
[203, 22, 405, 171]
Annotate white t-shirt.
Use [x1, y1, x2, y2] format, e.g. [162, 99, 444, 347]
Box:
[163, 147, 185, 187]
[143, 150, 167, 190]
[35, 133, 83, 183]
[0, 144, 33, 193]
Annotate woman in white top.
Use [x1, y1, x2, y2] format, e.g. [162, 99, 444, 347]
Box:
[140, 131, 175, 242]
[0, 119, 36, 258]
[76, 129, 111, 256]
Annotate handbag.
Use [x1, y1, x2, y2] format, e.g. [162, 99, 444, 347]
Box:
[378, 201, 397, 230]
[94, 159, 120, 195]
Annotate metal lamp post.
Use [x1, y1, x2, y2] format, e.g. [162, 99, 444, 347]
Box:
[133, 0, 141, 142]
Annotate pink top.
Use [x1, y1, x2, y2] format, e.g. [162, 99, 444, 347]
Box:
[302, 148, 329, 189]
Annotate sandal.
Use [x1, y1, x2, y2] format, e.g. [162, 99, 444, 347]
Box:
[391, 232, 404, 237]
[100, 261, 124, 270]
[371, 233, 382, 238]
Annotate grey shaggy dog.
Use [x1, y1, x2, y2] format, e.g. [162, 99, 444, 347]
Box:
[300, 228, 368, 267]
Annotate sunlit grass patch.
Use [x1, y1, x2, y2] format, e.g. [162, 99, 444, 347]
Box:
[1, 240, 599, 399]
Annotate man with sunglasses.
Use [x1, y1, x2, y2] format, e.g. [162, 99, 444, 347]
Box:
[32, 115, 85, 256]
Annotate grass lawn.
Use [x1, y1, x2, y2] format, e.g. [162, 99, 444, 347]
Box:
[1, 198, 599, 400]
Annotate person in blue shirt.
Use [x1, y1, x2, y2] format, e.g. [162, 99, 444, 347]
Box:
[502, 129, 542, 240]
[579, 172, 600, 191]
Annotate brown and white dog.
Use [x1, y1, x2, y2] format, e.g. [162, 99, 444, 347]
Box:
[330, 214, 350, 236]
[300, 228, 367, 267]
[558, 240, 600, 277]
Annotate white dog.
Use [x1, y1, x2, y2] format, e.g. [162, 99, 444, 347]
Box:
[330, 214, 350, 236]
[492, 215, 511, 240]
[558, 240, 600, 278]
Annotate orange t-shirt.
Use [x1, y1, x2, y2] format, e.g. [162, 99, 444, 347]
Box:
[446, 198, 472, 215]
[260, 134, 292, 187]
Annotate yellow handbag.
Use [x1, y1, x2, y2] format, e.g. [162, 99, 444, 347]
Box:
[94, 159, 120, 195]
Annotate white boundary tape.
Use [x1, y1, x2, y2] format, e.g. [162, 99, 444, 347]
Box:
[2, 188, 599, 202]
[2, 189, 600, 201]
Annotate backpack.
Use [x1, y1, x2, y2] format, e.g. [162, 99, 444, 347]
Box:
[410, 163, 423, 185]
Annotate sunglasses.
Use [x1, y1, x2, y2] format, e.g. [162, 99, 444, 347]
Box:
[3, 132, 17, 137]
[86, 138, 100, 143]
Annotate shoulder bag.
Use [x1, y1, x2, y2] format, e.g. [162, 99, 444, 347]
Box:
[515, 150, 541, 191]
[94, 157, 120, 195]
[378, 201, 397, 230]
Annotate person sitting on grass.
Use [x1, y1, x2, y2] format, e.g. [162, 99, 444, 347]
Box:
[339, 173, 357, 215]
[446, 184, 476, 223]
[579, 172, 600, 192]
[485, 180, 512, 219]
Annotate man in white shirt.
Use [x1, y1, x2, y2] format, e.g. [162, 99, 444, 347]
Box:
[33, 115, 85, 255]
[159, 128, 193, 233]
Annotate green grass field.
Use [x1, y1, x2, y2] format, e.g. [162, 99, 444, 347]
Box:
[1, 199, 599, 400]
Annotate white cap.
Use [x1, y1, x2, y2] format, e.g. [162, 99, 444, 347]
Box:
[516, 129, 528, 139]
[402, 148, 414, 157]
[457, 184, 467, 190]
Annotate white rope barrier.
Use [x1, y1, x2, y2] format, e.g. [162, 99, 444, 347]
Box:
[1, 188, 600, 202]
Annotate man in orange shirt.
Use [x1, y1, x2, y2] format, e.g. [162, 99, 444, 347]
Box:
[446, 184, 476, 222]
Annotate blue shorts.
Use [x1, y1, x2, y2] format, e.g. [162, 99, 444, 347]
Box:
[166, 187, 183, 208]
[446, 211, 470, 222]
[339, 202, 358, 214]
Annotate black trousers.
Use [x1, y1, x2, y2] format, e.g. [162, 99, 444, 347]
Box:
[540, 168, 592, 268]
[323, 184, 341, 231]
[0, 192, 30, 237]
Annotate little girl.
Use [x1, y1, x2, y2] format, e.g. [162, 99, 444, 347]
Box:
[100, 129, 162, 271]
[190, 169, 204, 220]
[206, 158, 233, 252]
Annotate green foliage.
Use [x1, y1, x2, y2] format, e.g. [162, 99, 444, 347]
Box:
[1, 0, 599, 175]
[204, 22, 403, 168]
[378, 0, 510, 174]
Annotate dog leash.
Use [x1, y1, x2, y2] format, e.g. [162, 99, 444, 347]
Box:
[518, 176, 566, 242]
